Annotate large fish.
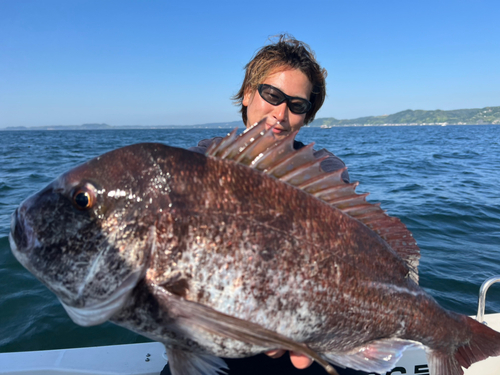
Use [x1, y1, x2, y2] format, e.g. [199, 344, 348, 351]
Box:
[9, 121, 500, 375]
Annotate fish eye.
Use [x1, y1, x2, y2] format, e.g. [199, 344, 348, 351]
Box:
[72, 185, 95, 210]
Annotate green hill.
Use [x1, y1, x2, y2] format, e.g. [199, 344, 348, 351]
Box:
[311, 106, 500, 127]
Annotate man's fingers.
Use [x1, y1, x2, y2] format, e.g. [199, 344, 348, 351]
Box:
[290, 351, 313, 369]
[265, 349, 286, 359]
[266, 349, 313, 369]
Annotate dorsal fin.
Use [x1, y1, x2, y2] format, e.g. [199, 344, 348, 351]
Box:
[206, 120, 420, 283]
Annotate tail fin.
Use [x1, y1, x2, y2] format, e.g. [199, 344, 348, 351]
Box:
[428, 316, 500, 375]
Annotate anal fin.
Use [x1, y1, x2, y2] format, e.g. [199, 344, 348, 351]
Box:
[324, 339, 420, 374]
[166, 346, 228, 375]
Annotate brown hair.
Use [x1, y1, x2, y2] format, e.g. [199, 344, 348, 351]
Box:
[233, 34, 327, 125]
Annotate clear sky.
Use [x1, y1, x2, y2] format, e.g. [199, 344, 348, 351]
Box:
[1, 0, 499, 127]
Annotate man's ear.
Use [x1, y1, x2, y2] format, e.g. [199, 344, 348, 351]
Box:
[242, 89, 253, 107]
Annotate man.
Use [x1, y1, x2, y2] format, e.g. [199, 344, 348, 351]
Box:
[191, 34, 349, 185]
[183, 35, 362, 374]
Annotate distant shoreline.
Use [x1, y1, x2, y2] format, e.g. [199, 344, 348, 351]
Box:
[0, 125, 239, 131]
[0, 122, 242, 131]
[3, 105, 499, 130]
[315, 123, 499, 128]
[2, 123, 499, 131]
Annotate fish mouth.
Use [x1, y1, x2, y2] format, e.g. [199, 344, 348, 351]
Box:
[9, 208, 37, 268]
[60, 268, 142, 327]
[9, 230, 20, 262]
[9, 210, 20, 254]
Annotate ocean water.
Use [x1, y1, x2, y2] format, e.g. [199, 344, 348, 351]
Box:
[1, 125, 499, 354]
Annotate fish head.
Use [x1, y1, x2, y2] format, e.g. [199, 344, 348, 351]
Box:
[9, 144, 162, 326]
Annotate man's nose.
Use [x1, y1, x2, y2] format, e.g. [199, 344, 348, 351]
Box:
[271, 102, 288, 123]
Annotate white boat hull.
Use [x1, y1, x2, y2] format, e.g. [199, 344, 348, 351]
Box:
[0, 342, 166, 375]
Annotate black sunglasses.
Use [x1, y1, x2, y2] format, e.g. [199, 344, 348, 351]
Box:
[257, 84, 312, 115]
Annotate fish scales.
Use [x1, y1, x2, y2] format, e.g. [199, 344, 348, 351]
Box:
[9, 123, 500, 375]
[144, 146, 412, 339]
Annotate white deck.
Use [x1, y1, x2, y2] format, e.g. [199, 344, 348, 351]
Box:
[0, 342, 167, 375]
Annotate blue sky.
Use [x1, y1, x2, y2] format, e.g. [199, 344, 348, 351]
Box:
[1, 0, 499, 127]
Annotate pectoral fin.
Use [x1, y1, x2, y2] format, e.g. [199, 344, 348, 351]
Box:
[151, 284, 338, 375]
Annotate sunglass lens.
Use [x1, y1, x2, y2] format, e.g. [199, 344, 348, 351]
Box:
[258, 84, 311, 114]
[288, 100, 310, 114]
[260, 86, 284, 105]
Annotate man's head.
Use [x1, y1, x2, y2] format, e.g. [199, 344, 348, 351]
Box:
[233, 35, 327, 132]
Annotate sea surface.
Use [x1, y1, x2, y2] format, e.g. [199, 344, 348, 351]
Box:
[1, 125, 499, 353]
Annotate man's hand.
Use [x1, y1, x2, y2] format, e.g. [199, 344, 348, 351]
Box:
[266, 350, 313, 369]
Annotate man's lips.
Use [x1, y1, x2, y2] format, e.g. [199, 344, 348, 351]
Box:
[265, 122, 288, 134]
